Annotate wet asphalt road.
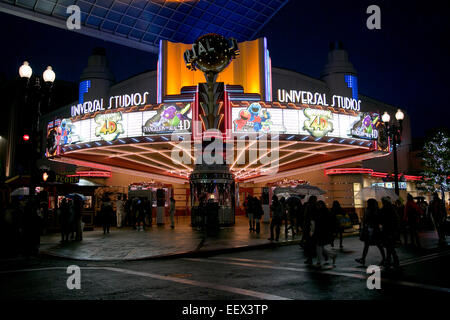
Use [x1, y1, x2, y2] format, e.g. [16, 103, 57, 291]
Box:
[1, 236, 449, 300]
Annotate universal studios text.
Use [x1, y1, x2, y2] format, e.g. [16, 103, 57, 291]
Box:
[171, 121, 280, 175]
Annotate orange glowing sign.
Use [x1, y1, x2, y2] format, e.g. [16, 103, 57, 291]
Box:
[161, 38, 268, 99]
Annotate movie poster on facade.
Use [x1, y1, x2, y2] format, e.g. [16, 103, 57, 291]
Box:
[350, 112, 380, 140]
[94, 112, 125, 142]
[232, 102, 286, 133]
[142, 103, 192, 134]
[46, 118, 85, 155]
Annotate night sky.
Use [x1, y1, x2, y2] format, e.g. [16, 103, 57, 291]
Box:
[1, 0, 449, 139]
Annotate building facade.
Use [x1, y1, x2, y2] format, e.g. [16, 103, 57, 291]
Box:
[40, 38, 422, 223]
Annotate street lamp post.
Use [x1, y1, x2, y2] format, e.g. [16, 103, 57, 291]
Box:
[382, 109, 405, 196]
[19, 61, 55, 198]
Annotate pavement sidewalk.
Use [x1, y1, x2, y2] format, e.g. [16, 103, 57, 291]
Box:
[38, 216, 358, 261]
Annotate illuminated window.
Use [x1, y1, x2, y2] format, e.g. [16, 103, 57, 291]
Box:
[345, 75, 358, 100]
[79, 80, 91, 104]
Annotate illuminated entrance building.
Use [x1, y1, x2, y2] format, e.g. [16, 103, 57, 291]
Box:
[42, 40, 414, 224]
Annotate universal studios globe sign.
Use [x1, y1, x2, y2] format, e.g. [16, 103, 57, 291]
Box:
[184, 34, 239, 73]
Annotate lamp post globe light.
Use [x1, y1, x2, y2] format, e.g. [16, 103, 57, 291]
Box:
[19, 61, 33, 79]
[382, 109, 404, 196]
[18, 61, 55, 198]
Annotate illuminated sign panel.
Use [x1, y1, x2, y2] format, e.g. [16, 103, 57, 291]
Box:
[231, 102, 360, 139]
[142, 104, 191, 134]
[70, 91, 150, 117]
[49, 103, 192, 149]
[94, 112, 125, 142]
[303, 109, 333, 138]
[372, 182, 407, 190]
[277, 89, 361, 112]
[350, 112, 380, 140]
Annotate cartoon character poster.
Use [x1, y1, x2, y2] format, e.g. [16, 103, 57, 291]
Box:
[142, 103, 191, 134]
[233, 103, 275, 133]
[94, 112, 125, 142]
[303, 108, 334, 138]
[350, 112, 380, 140]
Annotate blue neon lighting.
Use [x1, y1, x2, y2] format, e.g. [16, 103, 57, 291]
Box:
[345, 75, 358, 100]
[264, 37, 272, 102]
[79, 80, 91, 104]
[157, 39, 162, 104]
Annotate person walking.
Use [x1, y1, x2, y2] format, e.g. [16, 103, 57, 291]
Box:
[312, 201, 337, 268]
[131, 197, 138, 230]
[302, 196, 318, 264]
[254, 197, 263, 234]
[380, 197, 400, 269]
[280, 197, 288, 239]
[286, 198, 297, 239]
[73, 196, 83, 241]
[136, 198, 146, 231]
[116, 195, 124, 228]
[59, 198, 71, 242]
[330, 200, 345, 249]
[268, 195, 282, 241]
[145, 198, 152, 227]
[404, 194, 423, 248]
[429, 193, 447, 244]
[100, 195, 113, 235]
[295, 199, 303, 236]
[169, 196, 176, 229]
[355, 198, 386, 266]
[245, 195, 255, 232]
[124, 196, 131, 227]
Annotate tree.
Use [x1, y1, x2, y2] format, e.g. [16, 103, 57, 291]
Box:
[417, 130, 450, 200]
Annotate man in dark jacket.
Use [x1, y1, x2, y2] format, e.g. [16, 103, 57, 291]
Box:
[429, 193, 448, 244]
[302, 196, 318, 264]
[101, 196, 113, 234]
[404, 193, 423, 247]
[380, 197, 400, 269]
[269, 195, 282, 241]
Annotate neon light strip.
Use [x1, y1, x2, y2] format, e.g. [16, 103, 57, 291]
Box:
[67, 171, 111, 178]
[157, 39, 162, 104]
[52, 157, 187, 183]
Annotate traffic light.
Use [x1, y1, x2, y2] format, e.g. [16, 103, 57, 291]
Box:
[23, 134, 30, 141]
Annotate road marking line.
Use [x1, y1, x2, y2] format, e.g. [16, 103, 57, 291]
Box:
[0, 266, 291, 301]
[213, 250, 450, 270]
[400, 251, 450, 266]
[184, 258, 450, 293]
[0, 267, 67, 274]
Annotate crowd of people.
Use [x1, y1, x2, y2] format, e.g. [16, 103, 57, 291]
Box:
[58, 196, 84, 241]
[259, 192, 448, 269]
[105, 195, 176, 232]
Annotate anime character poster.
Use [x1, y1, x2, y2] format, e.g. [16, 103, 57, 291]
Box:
[46, 119, 84, 157]
[46, 119, 61, 157]
[233, 102, 281, 133]
[142, 103, 191, 134]
[350, 112, 380, 140]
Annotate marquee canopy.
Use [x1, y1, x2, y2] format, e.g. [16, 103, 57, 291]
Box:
[46, 100, 389, 184]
